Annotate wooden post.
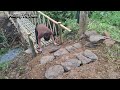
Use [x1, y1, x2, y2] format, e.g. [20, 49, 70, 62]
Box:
[79, 11, 88, 37]
[58, 22, 63, 44]
[28, 33, 36, 58]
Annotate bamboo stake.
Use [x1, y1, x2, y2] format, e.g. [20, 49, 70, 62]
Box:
[28, 33, 36, 58]
[58, 22, 63, 44]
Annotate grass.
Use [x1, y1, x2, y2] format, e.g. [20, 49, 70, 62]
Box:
[88, 19, 120, 42]
[0, 61, 11, 71]
[88, 19, 120, 60]
[103, 44, 120, 61]
[0, 61, 11, 79]
[62, 19, 80, 40]
[0, 48, 9, 55]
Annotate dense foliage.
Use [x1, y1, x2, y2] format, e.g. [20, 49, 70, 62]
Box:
[88, 11, 120, 42]
[0, 32, 9, 55]
[43, 11, 79, 40]
[90, 11, 120, 28]
[43, 11, 120, 42]
[43, 11, 76, 22]
[0, 33, 4, 43]
[62, 19, 80, 40]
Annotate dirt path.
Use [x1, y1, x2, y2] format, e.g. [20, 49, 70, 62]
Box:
[0, 40, 120, 79]
[26, 42, 120, 79]
[0, 52, 33, 79]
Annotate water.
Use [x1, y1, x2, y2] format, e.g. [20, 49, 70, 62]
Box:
[0, 47, 23, 63]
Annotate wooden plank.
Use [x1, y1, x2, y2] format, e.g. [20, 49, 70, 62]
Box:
[5, 11, 51, 52]
[15, 12, 54, 48]
[17, 18, 31, 35]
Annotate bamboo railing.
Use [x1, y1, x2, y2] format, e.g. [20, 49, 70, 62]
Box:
[5, 11, 72, 57]
[28, 11, 71, 44]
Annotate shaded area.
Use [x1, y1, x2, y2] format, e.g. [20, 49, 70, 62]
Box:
[0, 47, 23, 63]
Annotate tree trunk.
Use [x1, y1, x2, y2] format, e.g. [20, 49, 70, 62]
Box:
[79, 11, 88, 37]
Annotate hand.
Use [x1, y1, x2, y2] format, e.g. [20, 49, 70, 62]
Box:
[54, 42, 59, 46]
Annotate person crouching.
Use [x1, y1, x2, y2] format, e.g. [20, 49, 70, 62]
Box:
[35, 24, 58, 52]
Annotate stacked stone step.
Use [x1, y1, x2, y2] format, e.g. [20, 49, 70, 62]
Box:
[38, 42, 98, 79]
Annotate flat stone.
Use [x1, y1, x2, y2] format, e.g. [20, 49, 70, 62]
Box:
[45, 65, 64, 79]
[54, 48, 69, 57]
[83, 49, 98, 60]
[65, 45, 76, 53]
[72, 43, 82, 49]
[49, 46, 61, 53]
[103, 38, 115, 47]
[61, 59, 81, 71]
[24, 48, 32, 54]
[76, 53, 93, 64]
[85, 31, 98, 37]
[85, 42, 98, 48]
[40, 55, 55, 64]
[89, 35, 106, 43]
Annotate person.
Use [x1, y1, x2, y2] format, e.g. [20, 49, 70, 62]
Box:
[35, 23, 58, 52]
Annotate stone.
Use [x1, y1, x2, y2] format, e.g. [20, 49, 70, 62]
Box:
[72, 43, 82, 49]
[40, 55, 55, 64]
[85, 42, 98, 48]
[65, 45, 76, 53]
[103, 38, 115, 47]
[54, 48, 69, 57]
[24, 48, 32, 54]
[49, 46, 61, 53]
[89, 35, 106, 43]
[85, 31, 98, 37]
[63, 66, 72, 72]
[61, 59, 81, 71]
[7, 22, 12, 27]
[103, 31, 110, 37]
[83, 50, 98, 60]
[45, 65, 64, 79]
[76, 53, 93, 64]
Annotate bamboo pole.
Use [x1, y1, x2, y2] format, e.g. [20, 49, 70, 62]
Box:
[28, 33, 36, 58]
[37, 11, 58, 24]
[59, 24, 71, 32]
[58, 22, 63, 44]
[37, 11, 71, 32]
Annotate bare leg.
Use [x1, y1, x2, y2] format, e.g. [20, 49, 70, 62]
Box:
[37, 38, 42, 52]
[35, 27, 38, 44]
